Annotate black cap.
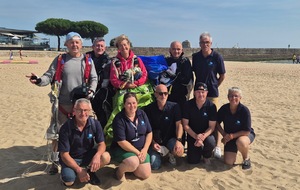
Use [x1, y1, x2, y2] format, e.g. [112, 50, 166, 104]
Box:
[194, 82, 208, 91]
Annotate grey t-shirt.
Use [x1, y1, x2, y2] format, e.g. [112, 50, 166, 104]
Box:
[38, 53, 97, 105]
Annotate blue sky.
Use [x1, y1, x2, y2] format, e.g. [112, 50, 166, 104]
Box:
[1, 0, 300, 48]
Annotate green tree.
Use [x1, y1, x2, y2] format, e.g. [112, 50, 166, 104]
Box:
[73, 21, 108, 43]
[35, 18, 73, 51]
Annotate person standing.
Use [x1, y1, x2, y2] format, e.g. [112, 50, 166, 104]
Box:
[19, 50, 23, 60]
[26, 32, 98, 174]
[9, 50, 13, 60]
[164, 41, 193, 110]
[292, 54, 296, 64]
[192, 32, 226, 159]
[144, 84, 184, 170]
[182, 82, 217, 164]
[86, 38, 114, 128]
[216, 87, 255, 170]
[58, 98, 110, 186]
[104, 34, 153, 145]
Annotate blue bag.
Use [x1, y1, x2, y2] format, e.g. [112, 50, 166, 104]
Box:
[138, 55, 168, 80]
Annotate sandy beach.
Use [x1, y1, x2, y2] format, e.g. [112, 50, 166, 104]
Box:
[0, 54, 299, 190]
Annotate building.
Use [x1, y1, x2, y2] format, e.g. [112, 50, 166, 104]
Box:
[0, 27, 50, 50]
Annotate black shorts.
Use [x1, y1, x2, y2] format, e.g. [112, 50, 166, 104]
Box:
[224, 132, 255, 153]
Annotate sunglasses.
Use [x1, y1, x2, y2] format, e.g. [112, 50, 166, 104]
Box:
[157, 92, 169, 96]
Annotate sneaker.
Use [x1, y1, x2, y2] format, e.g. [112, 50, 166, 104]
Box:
[242, 159, 251, 170]
[49, 161, 59, 175]
[203, 158, 211, 165]
[88, 171, 101, 185]
[158, 146, 169, 157]
[213, 147, 222, 159]
[168, 153, 176, 165]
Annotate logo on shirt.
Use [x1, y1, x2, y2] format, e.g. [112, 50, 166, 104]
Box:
[203, 112, 208, 117]
[235, 120, 241, 125]
[87, 134, 93, 139]
[208, 61, 214, 66]
[141, 120, 145, 125]
[164, 116, 169, 120]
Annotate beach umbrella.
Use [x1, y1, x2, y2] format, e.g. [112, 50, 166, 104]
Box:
[12, 36, 20, 40]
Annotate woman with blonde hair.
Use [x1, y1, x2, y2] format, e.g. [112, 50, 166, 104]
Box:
[216, 87, 255, 170]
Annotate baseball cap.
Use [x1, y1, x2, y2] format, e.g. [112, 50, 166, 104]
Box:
[64, 32, 82, 45]
[194, 82, 208, 91]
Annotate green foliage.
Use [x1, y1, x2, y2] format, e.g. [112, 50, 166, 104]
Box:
[35, 18, 109, 50]
[35, 18, 72, 36]
[72, 21, 109, 43]
[35, 18, 73, 50]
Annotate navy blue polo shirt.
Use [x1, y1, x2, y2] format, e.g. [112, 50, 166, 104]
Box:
[144, 101, 181, 145]
[111, 108, 152, 151]
[217, 103, 253, 134]
[182, 98, 217, 136]
[192, 49, 226, 97]
[58, 117, 104, 159]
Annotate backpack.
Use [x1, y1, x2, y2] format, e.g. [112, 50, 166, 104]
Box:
[54, 53, 93, 117]
[54, 53, 92, 83]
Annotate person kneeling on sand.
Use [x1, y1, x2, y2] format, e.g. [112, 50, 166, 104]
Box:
[58, 98, 111, 186]
[182, 82, 217, 164]
[144, 84, 184, 170]
[110, 92, 152, 181]
[216, 87, 255, 170]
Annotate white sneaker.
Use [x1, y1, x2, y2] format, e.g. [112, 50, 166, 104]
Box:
[158, 146, 169, 157]
[213, 147, 222, 159]
[168, 153, 176, 165]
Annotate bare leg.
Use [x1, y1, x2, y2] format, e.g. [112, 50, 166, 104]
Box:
[115, 156, 140, 181]
[223, 151, 237, 165]
[236, 136, 251, 160]
[133, 163, 151, 179]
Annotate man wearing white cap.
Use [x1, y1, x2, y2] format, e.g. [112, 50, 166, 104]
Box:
[26, 32, 98, 175]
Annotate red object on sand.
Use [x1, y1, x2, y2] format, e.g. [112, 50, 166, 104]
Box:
[28, 60, 38, 64]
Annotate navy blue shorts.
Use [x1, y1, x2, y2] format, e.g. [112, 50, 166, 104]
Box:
[224, 132, 255, 153]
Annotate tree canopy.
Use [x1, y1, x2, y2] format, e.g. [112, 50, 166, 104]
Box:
[35, 18, 72, 51]
[35, 18, 109, 51]
[73, 21, 108, 43]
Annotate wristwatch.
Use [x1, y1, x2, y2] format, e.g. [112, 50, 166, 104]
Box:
[176, 138, 182, 142]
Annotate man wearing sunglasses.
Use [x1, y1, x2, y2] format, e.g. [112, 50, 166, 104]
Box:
[144, 84, 184, 170]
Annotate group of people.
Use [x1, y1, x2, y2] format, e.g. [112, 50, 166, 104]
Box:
[9, 50, 25, 60]
[26, 31, 255, 187]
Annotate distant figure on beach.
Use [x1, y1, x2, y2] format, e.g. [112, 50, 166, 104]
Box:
[26, 32, 98, 175]
[19, 50, 23, 60]
[9, 50, 13, 60]
[110, 92, 152, 181]
[86, 38, 114, 128]
[58, 98, 111, 186]
[192, 32, 226, 159]
[182, 82, 217, 165]
[292, 54, 296, 64]
[144, 84, 184, 170]
[297, 55, 300, 64]
[216, 87, 255, 170]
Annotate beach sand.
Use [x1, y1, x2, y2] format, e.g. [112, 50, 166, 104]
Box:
[0, 54, 299, 190]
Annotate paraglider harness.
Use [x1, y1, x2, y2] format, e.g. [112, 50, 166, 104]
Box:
[54, 53, 92, 118]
